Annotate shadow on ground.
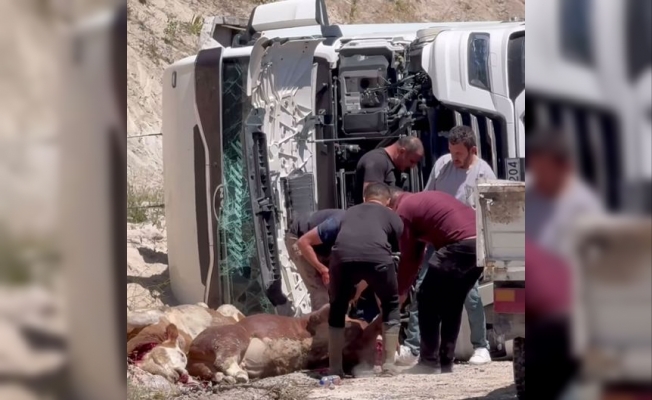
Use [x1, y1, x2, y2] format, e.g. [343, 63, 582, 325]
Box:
[464, 384, 517, 399]
[137, 246, 168, 264]
[127, 246, 177, 306]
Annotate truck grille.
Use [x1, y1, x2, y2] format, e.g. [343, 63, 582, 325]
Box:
[526, 95, 622, 211]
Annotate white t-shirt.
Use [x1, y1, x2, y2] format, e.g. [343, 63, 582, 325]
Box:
[525, 176, 604, 258]
[425, 154, 496, 209]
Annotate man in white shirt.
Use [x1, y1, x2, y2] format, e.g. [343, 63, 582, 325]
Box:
[396, 125, 495, 366]
[525, 128, 604, 258]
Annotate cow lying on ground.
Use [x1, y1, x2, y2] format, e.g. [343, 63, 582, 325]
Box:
[127, 303, 244, 383]
[187, 304, 382, 384]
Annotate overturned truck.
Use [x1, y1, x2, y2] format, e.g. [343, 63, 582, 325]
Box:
[161, 0, 525, 361]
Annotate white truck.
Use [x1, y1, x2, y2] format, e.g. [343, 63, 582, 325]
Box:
[474, 179, 525, 398]
[162, 0, 525, 360]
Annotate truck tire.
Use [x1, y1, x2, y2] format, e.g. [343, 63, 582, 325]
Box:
[513, 337, 525, 399]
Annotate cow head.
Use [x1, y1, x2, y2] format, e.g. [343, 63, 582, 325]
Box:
[344, 315, 383, 372]
[137, 324, 189, 383]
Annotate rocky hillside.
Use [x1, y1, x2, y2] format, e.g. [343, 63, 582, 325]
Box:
[126, 0, 525, 191]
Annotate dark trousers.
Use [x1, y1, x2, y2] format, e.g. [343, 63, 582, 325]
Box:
[328, 260, 400, 329]
[418, 239, 482, 367]
[528, 317, 578, 399]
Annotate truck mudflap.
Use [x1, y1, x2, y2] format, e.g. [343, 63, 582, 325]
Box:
[244, 36, 323, 316]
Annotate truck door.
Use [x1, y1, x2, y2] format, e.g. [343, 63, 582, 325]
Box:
[244, 37, 323, 316]
[423, 24, 525, 180]
[162, 47, 224, 308]
[507, 29, 526, 180]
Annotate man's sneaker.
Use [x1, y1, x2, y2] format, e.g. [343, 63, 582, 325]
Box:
[395, 345, 419, 366]
[468, 347, 492, 365]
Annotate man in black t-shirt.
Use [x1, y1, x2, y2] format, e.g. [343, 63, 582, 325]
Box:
[319, 183, 404, 377]
[285, 209, 345, 311]
[354, 136, 424, 204]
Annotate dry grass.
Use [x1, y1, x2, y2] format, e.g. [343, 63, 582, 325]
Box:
[127, 182, 165, 226]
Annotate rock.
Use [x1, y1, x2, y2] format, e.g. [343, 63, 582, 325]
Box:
[128, 363, 179, 394]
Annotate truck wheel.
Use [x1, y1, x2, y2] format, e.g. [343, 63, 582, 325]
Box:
[513, 337, 525, 399]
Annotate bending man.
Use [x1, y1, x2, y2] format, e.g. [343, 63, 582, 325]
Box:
[322, 183, 404, 377]
[398, 125, 496, 366]
[390, 187, 480, 374]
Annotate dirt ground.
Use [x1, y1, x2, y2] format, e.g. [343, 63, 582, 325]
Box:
[126, 223, 516, 400]
[128, 363, 516, 400]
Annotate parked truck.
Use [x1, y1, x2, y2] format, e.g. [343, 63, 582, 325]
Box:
[474, 178, 525, 398]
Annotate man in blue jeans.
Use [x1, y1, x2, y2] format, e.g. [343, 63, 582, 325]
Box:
[396, 126, 494, 366]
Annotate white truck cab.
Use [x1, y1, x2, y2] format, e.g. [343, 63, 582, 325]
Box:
[161, 0, 525, 359]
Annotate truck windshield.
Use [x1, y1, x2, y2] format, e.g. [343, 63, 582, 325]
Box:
[220, 56, 271, 314]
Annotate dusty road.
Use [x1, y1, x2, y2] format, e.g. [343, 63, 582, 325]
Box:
[168, 363, 516, 400]
[127, 223, 516, 400]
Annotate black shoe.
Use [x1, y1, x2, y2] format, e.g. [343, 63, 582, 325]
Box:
[404, 362, 441, 375]
[440, 363, 453, 374]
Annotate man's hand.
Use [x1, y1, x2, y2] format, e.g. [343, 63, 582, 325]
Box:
[349, 281, 368, 308]
[319, 269, 330, 285]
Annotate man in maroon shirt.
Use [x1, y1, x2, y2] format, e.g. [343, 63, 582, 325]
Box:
[388, 188, 480, 373]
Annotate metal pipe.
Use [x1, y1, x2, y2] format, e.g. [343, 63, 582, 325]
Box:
[486, 118, 498, 174]
[587, 113, 608, 201]
[561, 107, 580, 171]
[470, 114, 483, 159]
[337, 169, 347, 209]
[455, 111, 463, 126]
[308, 135, 403, 143]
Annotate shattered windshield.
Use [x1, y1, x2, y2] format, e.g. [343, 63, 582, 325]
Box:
[220, 57, 272, 314]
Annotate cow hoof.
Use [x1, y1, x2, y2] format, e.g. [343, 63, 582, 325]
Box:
[380, 363, 401, 377]
[213, 372, 225, 383]
[234, 371, 249, 384]
[223, 376, 237, 385]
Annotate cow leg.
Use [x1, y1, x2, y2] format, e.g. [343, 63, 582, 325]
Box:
[211, 333, 250, 384]
[187, 360, 217, 383]
[354, 316, 384, 376]
[222, 356, 249, 383]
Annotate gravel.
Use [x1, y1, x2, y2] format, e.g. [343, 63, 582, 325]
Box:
[128, 362, 516, 400]
[126, 223, 517, 400]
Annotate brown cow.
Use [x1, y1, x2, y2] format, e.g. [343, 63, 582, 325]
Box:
[127, 303, 244, 383]
[187, 304, 382, 384]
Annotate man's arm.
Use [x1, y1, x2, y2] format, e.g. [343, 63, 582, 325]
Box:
[296, 228, 329, 277]
[389, 213, 404, 253]
[297, 216, 342, 283]
[396, 225, 426, 295]
[424, 155, 447, 191]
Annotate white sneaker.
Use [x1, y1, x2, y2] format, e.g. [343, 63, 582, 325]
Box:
[468, 347, 492, 365]
[395, 345, 418, 366]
